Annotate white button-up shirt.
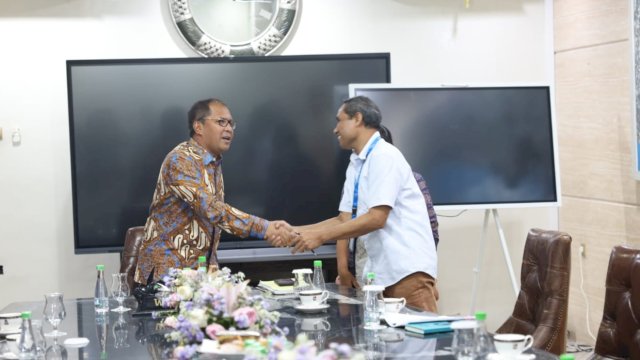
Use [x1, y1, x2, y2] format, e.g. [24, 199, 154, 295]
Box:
[339, 132, 438, 287]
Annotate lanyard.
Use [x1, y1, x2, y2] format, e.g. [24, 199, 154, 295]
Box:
[351, 135, 381, 219]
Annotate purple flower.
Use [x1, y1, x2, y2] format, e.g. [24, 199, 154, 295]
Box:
[233, 307, 257, 328]
[296, 342, 314, 355]
[333, 343, 352, 357]
[172, 344, 197, 360]
[316, 349, 339, 360]
[267, 349, 279, 360]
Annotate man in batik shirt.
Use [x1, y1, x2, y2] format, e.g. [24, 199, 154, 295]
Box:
[134, 98, 294, 284]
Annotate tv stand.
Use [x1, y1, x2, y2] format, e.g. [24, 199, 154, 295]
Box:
[469, 209, 519, 313]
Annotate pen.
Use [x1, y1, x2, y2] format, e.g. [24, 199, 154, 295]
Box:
[293, 232, 316, 255]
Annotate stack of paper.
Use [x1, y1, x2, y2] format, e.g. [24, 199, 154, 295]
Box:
[256, 280, 294, 295]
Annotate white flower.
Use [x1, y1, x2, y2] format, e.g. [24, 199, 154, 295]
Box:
[277, 350, 297, 360]
[177, 285, 193, 300]
[187, 308, 208, 328]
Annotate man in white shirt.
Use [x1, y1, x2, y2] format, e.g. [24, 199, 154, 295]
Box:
[291, 96, 439, 312]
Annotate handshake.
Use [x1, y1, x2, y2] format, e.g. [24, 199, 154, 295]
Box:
[264, 220, 320, 254]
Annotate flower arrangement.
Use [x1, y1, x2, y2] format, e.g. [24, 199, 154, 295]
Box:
[242, 333, 365, 360]
[156, 267, 362, 360]
[157, 267, 281, 359]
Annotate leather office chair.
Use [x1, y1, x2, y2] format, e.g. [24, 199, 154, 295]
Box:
[120, 226, 145, 290]
[496, 228, 572, 355]
[588, 245, 640, 359]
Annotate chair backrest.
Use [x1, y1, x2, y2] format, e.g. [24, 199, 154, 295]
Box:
[496, 228, 572, 355]
[593, 245, 640, 359]
[119, 226, 145, 290]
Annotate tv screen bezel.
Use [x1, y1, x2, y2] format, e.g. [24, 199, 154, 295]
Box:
[348, 83, 561, 210]
[66, 53, 391, 256]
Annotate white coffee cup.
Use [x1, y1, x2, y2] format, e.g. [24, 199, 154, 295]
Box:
[299, 317, 330, 331]
[0, 313, 21, 333]
[493, 333, 534, 356]
[299, 290, 329, 305]
[383, 297, 406, 313]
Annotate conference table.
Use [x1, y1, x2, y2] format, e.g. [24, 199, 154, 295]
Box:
[0, 284, 557, 359]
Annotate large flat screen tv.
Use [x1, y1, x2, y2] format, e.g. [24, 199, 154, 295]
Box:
[67, 54, 390, 255]
[349, 84, 560, 210]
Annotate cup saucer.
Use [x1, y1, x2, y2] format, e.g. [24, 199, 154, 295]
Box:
[5, 334, 20, 341]
[63, 338, 90, 348]
[0, 313, 21, 319]
[0, 328, 20, 336]
[487, 353, 535, 360]
[294, 303, 329, 314]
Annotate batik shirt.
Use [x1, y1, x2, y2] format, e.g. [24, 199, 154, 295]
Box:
[134, 139, 269, 284]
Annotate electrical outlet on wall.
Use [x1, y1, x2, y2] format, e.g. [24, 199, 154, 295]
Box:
[579, 243, 586, 258]
[0, 265, 3, 274]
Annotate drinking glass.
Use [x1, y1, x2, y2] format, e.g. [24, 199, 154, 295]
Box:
[43, 293, 67, 337]
[112, 313, 130, 349]
[292, 269, 313, 294]
[355, 328, 386, 360]
[450, 320, 478, 360]
[32, 320, 47, 356]
[0, 340, 10, 357]
[45, 336, 68, 360]
[110, 273, 131, 313]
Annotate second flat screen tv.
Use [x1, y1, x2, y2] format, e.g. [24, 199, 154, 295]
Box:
[350, 85, 560, 209]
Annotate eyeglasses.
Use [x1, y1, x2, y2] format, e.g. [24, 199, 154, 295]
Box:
[201, 117, 236, 130]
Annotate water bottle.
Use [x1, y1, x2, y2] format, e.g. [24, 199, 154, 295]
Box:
[96, 311, 109, 360]
[365, 272, 385, 318]
[474, 311, 494, 358]
[312, 260, 326, 290]
[366, 272, 375, 285]
[197, 255, 207, 281]
[362, 285, 384, 329]
[17, 311, 36, 359]
[559, 354, 575, 360]
[94, 264, 110, 313]
[197, 256, 207, 271]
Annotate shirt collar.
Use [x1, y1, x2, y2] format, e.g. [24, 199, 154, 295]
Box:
[351, 131, 381, 162]
[188, 138, 219, 166]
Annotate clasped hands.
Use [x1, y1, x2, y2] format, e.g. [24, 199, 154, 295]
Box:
[264, 220, 297, 247]
[265, 221, 324, 254]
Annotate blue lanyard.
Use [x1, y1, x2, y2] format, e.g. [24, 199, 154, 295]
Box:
[352, 135, 381, 219]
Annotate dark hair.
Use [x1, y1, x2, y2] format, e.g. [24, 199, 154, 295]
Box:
[188, 98, 227, 137]
[342, 96, 382, 129]
[378, 125, 393, 144]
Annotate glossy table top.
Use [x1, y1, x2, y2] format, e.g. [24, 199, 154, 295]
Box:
[0, 284, 557, 359]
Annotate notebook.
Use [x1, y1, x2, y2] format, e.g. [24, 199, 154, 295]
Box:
[404, 321, 453, 335]
[383, 313, 472, 328]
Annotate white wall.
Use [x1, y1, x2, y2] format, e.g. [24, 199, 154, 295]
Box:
[0, 0, 554, 331]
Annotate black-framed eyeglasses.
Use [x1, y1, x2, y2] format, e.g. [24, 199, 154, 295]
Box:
[201, 117, 236, 130]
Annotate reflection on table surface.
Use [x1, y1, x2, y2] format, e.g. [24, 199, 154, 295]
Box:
[0, 284, 557, 359]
